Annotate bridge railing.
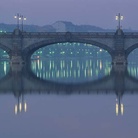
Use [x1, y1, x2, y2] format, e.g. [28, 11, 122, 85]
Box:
[0, 32, 13, 38]
[124, 32, 138, 38]
[1, 31, 138, 38]
[20, 32, 116, 39]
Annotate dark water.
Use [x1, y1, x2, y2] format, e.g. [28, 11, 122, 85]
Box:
[0, 58, 138, 138]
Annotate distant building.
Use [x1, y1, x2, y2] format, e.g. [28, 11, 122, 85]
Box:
[52, 21, 75, 32]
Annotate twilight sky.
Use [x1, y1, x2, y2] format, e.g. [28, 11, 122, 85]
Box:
[0, 0, 138, 29]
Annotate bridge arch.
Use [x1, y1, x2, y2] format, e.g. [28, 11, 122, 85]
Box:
[126, 43, 138, 57]
[23, 37, 113, 60]
[0, 43, 12, 57]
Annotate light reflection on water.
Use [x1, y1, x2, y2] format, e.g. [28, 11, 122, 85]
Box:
[0, 59, 138, 137]
[0, 61, 10, 78]
[128, 63, 138, 78]
[31, 58, 111, 83]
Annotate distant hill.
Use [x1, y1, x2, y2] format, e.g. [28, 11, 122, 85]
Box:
[0, 23, 56, 32]
[0, 21, 134, 32]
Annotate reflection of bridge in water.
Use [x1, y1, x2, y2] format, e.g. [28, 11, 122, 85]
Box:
[1, 64, 138, 115]
[0, 65, 138, 95]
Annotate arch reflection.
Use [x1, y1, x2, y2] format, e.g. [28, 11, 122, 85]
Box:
[31, 58, 111, 83]
[0, 63, 138, 116]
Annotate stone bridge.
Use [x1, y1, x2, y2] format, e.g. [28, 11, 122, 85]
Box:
[1, 29, 138, 64]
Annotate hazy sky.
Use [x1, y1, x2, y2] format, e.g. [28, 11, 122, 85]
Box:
[0, 0, 138, 29]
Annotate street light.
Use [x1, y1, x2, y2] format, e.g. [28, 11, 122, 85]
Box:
[19, 15, 27, 32]
[14, 13, 20, 29]
[115, 13, 123, 29]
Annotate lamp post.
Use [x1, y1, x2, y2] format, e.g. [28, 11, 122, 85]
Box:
[115, 13, 123, 29]
[14, 13, 20, 29]
[19, 15, 27, 32]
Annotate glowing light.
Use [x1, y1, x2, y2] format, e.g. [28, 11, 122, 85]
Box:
[100, 61, 102, 70]
[115, 101, 124, 116]
[14, 15, 17, 19]
[115, 13, 124, 29]
[14, 13, 20, 29]
[4, 61, 7, 75]
[19, 103, 22, 112]
[24, 17, 27, 21]
[24, 102, 27, 112]
[116, 103, 119, 116]
[121, 16, 123, 20]
[115, 15, 123, 20]
[14, 105, 18, 115]
[121, 104, 124, 115]
[115, 16, 118, 20]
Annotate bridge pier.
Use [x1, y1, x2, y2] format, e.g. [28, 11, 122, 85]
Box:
[112, 29, 127, 65]
[112, 54, 127, 65]
[10, 29, 25, 64]
[10, 56, 25, 64]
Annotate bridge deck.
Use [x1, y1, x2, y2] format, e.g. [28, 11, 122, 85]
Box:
[1, 31, 138, 38]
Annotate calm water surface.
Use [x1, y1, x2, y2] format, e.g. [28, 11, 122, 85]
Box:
[0, 58, 138, 138]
